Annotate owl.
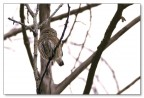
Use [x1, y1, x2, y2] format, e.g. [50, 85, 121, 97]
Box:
[38, 27, 64, 66]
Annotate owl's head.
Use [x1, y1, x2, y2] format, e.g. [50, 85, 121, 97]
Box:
[41, 27, 57, 36]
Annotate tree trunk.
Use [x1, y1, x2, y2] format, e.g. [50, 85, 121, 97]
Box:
[39, 4, 56, 94]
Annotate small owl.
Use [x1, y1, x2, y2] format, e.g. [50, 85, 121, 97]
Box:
[38, 27, 64, 66]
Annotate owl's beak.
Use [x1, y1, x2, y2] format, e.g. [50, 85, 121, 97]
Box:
[59, 61, 64, 66]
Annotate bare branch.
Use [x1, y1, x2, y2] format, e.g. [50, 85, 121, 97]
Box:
[20, 4, 33, 67]
[101, 57, 119, 91]
[8, 17, 34, 32]
[25, 4, 35, 17]
[51, 4, 100, 22]
[68, 46, 82, 64]
[32, 4, 40, 93]
[106, 15, 140, 48]
[62, 4, 81, 45]
[8, 17, 24, 26]
[70, 42, 83, 46]
[4, 24, 33, 40]
[96, 75, 109, 94]
[71, 4, 92, 72]
[117, 76, 140, 94]
[35, 4, 39, 15]
[55, 4, 70, 49]
[4, 4, 100, 40]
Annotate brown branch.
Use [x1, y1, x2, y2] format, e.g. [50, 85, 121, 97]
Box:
[51, 4, 100, 22]
[8, 17, 34, 32]
[25, 4, 35, 17]
[32, 4, 41, 93]
[4, 4, 100, 40]
[106, 15, 140, 48]
[35, 4, 39, 15]
[54, 14, 139, 94]
[4, 24, 33, 40]
[83, 4, 132, 94]
[117, 76, 140, 94]
[20, 4, 34, 67]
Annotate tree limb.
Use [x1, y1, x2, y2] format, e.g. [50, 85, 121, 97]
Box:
[8, 17, 34, 32]
[20, 4, 34, 68]
[83, 4, 132, 94]
[106, 15, 140, 48]
[51, 4, 100, 22]
[25, 4, 35, 17]
[117, 76, 140, 94]
[4, 4, 100, 40]
[31, 4, 41, 93]
[62, 4, 81, 45]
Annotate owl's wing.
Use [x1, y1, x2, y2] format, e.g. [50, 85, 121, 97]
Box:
[38, 38, 54, 60]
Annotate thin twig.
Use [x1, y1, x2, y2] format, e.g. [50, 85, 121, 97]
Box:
[70, 41, 97, 53]
[62, 4, 81, 45]
[70, 42, 83, 46]
[101, 57, 120, 92]
[8, 17, 24, 26]
[84, 46, 94, 53]
[8, 17, 34, 32]
[95, 75, 109, 94]
[54, 4, 70, 52]
[117, 76, 140, 94]
[68, 46, 82, 64]
[71, 4, 92, 72]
